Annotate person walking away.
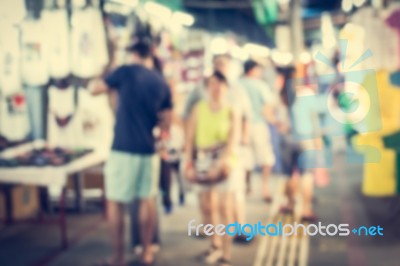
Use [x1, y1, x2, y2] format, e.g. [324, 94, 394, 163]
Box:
[238, 60, 276, 202]
[274, 66, 317, 220]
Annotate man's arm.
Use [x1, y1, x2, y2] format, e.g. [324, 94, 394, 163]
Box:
[263, 104, 277, 125]
[158, 110, 172, 131]
[88, 78, 110, 95]
[88, 66, 125, 95]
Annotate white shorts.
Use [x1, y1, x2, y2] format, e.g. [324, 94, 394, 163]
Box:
[240, 145, 254, 171]
[249, 123, 275, 168]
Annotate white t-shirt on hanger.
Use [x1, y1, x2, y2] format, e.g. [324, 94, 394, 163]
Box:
[20, 19, 50, 86]
[70, 7, 108, 78]
[47, 86, 82, 148]
[0, 25, 22, 95]
[42, 9, 71, 79]
[76, 88, 114, 151]
[0, 92, 30, 141]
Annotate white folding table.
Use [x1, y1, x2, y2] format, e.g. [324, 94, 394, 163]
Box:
[0, 141, 107, 249]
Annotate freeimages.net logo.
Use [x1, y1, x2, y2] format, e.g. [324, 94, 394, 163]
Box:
[188, 220, 384, 241]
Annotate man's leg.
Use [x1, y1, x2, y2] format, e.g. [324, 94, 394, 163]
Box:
[253, 124, 275, 201]
[301, 172, 314, 217]
[139, 197, 157, 264]
[284, 173, 299, 211]
[104, 151, 137, 266]
[107, 200, 125, 265]
[262, 165, 272, 200]
[245, 170, 252, 195]
[137, 154, 161, 264]
[159, 159, 172, 213]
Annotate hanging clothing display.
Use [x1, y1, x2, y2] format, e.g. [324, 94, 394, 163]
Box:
[20, 19, 49, 86]
[42, 9, 71, 79]
[47, 85, 82, 148]
[77, 88, 114, 151]
[70, 7, 109, 78]
[351, 7, 398, 70]
[0, 92, 30, 141]
[275, 25, 291, 53]
[25, 86, 46, 140]
[0, 25, 22, 95]
[385, 6, 400, 71]
[339, 23, 365, 71]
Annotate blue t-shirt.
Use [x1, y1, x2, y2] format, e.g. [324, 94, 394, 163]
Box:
[238, 77, 277, 124]
[105, 64, 172, 154]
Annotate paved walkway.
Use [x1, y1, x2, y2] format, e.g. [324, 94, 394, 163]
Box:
[1, 153, 400, 266]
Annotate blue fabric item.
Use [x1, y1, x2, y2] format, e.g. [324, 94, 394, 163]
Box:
[105, 64, 172, 154]
[25, 86, 45, 140]
[239, 77, 275, 124]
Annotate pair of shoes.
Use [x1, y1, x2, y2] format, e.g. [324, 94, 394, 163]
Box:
[263, 196, 273, 203]
[279, 206, 294, 215]
[234, 234, 253, 244]
[217, 258, 232, 266]
[197, 246, 223, 264]
[164, 205, 173, 214]
[179, 194, 185, 205]
[139, 260, 155, 266]
[96, 258, 127, 266]
[301, 214, 317, 223]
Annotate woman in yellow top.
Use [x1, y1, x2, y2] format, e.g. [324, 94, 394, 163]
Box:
[184, 71, 238, 266]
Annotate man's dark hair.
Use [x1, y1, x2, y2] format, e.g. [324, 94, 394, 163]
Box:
[243, 59, 259, 75]
[126, 41, 152, 59]
[208, 70, 227, 85]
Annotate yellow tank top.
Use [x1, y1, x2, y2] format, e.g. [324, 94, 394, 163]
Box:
[195, 100, 231, 149]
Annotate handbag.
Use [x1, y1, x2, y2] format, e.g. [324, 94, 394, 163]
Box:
[192, 144, 228, 185]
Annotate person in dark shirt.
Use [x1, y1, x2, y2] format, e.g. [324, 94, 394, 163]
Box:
[89, 42, 172, 266]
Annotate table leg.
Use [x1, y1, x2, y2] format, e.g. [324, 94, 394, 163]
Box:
[59, 187, 68, 249]
[4, 186, 13, 225]
[73, 173, 85, 213]
[39, 187, 52, 214]
[101, 185, 107, 220]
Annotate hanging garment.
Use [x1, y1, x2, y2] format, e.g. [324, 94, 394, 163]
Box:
[42, 9, 71, 79]
[0, 25, 22, 95]
[25, 86, 45, 140]
[0, 92, 31, 141]
[47, 86, 82, 148]
[275, 25, 292, 53]
[351, 7, 397, 70]
[70, 7, 109, 78]
[76, 88, 114, 151]
[20, 19, 49, 86]
[339, 23, 365, 71]
[385, 6, 400, 71]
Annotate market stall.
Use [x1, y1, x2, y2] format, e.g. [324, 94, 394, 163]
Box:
[0, 140, 106, 248]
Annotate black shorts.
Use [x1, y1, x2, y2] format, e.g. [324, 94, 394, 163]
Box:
[280, 135, 305, 176]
